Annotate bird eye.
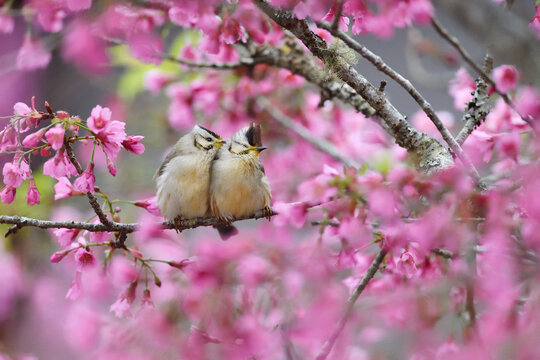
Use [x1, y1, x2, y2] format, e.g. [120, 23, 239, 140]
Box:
[205, 137, 212, 142]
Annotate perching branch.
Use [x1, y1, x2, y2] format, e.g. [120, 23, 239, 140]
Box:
[256, 97, 360, 169]
[317, 21, 482, 185]
[0, 208, 277, 236]
[316, 248, 387, 360]
[254, 0, 454, 176]
[431, 18, 533, 127]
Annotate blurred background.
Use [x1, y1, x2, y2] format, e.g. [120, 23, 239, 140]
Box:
[0, 0, 538, 358]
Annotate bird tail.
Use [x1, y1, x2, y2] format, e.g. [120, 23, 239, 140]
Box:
[213, 224, 239, 241]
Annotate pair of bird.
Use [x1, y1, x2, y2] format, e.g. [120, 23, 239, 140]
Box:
[155, 123, 272, 239]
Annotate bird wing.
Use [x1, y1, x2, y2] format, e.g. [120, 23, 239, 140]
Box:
[154, 147, 183, 180]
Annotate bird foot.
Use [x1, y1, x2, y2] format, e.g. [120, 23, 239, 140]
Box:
[173, 216, 184, 233]
[262, 206, 273, 221]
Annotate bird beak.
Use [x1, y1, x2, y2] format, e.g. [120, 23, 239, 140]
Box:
[253, 146, 267, 153]
[216, 139, 224, 149]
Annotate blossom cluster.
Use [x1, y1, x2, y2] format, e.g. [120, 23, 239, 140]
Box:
[1, 98, 144, 205]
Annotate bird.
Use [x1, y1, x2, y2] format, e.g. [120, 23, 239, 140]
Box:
[155, 125, 223, 230]
[210, 122, 272, 240]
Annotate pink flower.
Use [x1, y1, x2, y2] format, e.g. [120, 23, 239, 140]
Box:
[52, 228, 80, 247]
[66, 271, 84, 300]
[110, 281, 138, 318]
[449, 68, 476, 110]
[16, 36, 52, 71]
[26, 178, 40, 206]
[134, 197, 161, 216]
[87, 105, 111, 134]
[1, 125, 17, 151]
[408, 0, 434, 25]
[0, 186, 16, 204]
[0, 10, 14, 34]
[3, 162, 23, 188]
[95, 121, 127, 160]
[515, 86, 540, 120]
[396, 251, 419, 279]
[128, 33, 163, 65]
[168, 258, 194, 271]
[273, 201, 307, 228]
[144, 69, 174, 93]
[50, 249, 69, 263]
[141, 289, 154, 309]
[54, 177, 83, 200]
[44, 149, 78, 179]
[495, 132, 521, 161]
[45, 125, 65, 150]
[106, 157, 116, 176]
[493, 65, 518, 94]
[22, 128, 46, 148]
[73, 163, 95, 194]
[66, 0, 92, 11]
[62, 20, 109, 74]
[122, 135, 145, 154]
[74, 248, 96, 270]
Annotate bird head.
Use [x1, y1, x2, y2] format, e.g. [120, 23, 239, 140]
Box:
[227, 123, 267, 156]
[192, 125, 224, 152]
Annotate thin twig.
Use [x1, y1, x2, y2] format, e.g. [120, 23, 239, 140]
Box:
[257, 97, 360, 168]
[431, 18, 533, 128]
[0, 208, 277, 235]
[316, 248, 387, 360]
[331, 0, 344, 30]
[164, 55, 254, 70]
[63, 138, 114, 227]
[317, 21, 482, 186]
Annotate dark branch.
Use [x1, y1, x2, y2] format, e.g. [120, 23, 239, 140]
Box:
[64, 138, 115, 227]
[0, 208, 277, 235]
[316, 248, 387, 360]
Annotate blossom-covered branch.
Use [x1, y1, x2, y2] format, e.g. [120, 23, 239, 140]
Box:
[254, 0, 454, 175]
[317, 21, 481, 183]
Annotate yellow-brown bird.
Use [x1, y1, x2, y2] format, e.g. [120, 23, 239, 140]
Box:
[210, 123, 272, 239]
[155, 125, 223, 229]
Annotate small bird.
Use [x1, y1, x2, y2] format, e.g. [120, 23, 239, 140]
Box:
[210, 123, 272, 239]
[155, 125, 223, 230]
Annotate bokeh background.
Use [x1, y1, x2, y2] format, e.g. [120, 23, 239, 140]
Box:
[0, 0, 538, 358]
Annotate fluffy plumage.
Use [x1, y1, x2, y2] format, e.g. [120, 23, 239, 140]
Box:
[210, 123, 272, 239]
[155, 125, 223, 224]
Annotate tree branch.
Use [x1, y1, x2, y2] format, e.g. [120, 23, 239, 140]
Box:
[63, 138, 115, 227]
[244, 39, 377, 119]
[164, 55, 255, 70]
[431, 17, 533, 128]
[256, 97, 360, 168]
[317, 21, 482, 185]
[456, 56, 493, 145]
[254, 0, 454, 176]
[0, 208, 277, 235]
[316, 248, 387, 360]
